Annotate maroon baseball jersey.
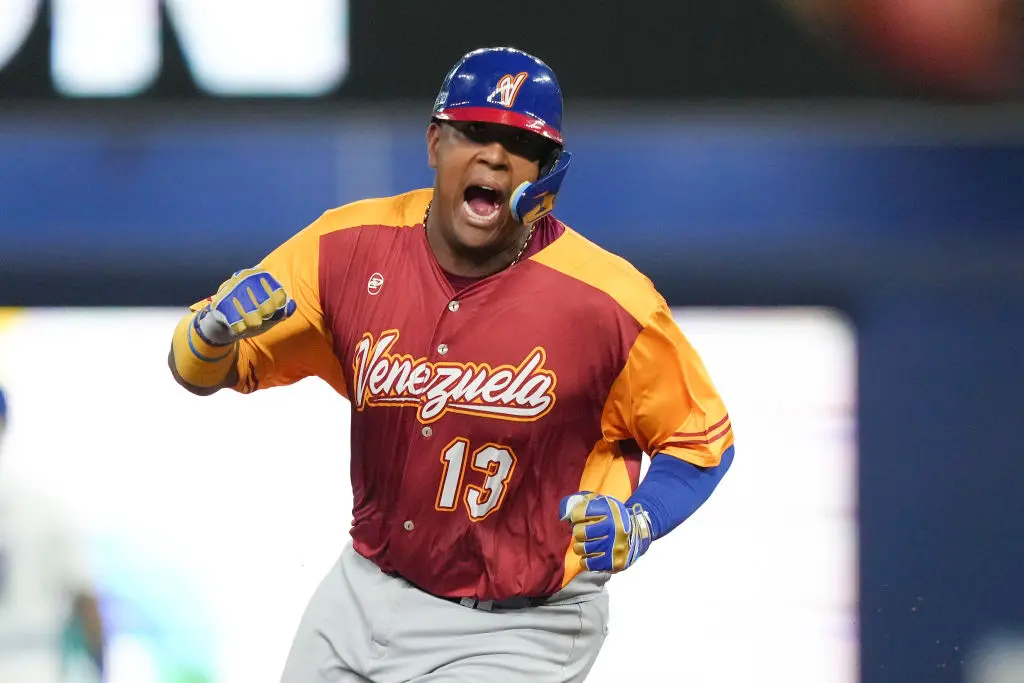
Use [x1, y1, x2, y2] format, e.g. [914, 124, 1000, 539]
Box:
[197, 188, 733, 601]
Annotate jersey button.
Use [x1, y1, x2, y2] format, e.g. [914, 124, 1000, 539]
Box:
[403, 520, 415, 531]
[448, 300, 460, 312]
[437, 343, 448, 355]
[421, 426, 433, 438]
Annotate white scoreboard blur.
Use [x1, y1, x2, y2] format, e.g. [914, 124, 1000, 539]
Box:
[0, 0, 349, 96]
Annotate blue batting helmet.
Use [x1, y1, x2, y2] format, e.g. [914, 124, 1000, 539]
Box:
[0, 386, 6, 422]
[432, 47, 573, 224]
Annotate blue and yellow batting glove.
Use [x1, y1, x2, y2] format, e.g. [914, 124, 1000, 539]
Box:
[560, 492, 653, 573]
[195, 268, 296, 345]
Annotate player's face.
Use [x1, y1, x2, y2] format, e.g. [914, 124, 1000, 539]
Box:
[427, 121, 551, 254]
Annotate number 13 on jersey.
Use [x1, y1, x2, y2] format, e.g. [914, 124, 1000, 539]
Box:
[435, 438, 517, 521]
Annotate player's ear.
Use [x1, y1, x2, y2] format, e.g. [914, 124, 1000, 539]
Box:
[426, 121, 442, 170]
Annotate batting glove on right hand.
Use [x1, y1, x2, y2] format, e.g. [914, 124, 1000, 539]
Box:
[560, 491, 653, 574]
[195, 268, 296, 345]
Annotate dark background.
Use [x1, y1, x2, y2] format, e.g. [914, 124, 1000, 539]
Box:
[1, 2, 1023, 681]
[0, 0, 941, 102]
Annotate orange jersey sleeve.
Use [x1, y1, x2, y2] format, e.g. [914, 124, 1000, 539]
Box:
[189, 213, 348, 398]
[602, 302, 733, 467]
[531, 227, 732, 469]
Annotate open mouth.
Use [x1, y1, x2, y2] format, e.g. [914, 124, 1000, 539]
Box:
[463, 185, 503, 222]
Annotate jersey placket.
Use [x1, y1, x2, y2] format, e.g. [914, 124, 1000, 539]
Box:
[389, 280, 475, 549]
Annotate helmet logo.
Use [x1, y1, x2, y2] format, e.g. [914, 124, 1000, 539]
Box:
[488, 72, 529, 109]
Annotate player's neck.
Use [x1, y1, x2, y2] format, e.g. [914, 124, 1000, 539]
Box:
[426, 215, 529, 279]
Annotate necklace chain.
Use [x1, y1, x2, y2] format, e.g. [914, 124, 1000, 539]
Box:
[423, 201, 535, 271]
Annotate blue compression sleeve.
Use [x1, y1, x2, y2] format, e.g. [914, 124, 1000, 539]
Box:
[625, 445, 735, 539]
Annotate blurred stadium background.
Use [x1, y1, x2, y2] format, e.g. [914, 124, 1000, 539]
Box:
[0, 2, 1022, 682]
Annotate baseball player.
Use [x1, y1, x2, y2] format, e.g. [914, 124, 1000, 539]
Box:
[0, 386, 106, 683]
[168, 47, 735, 682]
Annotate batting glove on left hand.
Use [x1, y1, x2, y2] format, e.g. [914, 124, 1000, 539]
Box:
[560, 492, 653, 573]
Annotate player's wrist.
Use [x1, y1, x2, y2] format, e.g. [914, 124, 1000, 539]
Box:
[189, 311, 235, 361]
[194, 306, 236, 347]
[171, 311, 237, 388]
[627, 503, 654, 558]
[625, 496, 664, 540]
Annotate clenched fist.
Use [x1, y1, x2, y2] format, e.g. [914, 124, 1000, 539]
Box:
[195, 268, 297, 346]
[559, 491, 653, 573]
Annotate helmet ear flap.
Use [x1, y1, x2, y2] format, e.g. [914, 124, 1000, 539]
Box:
[511, 151, 573, 224]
